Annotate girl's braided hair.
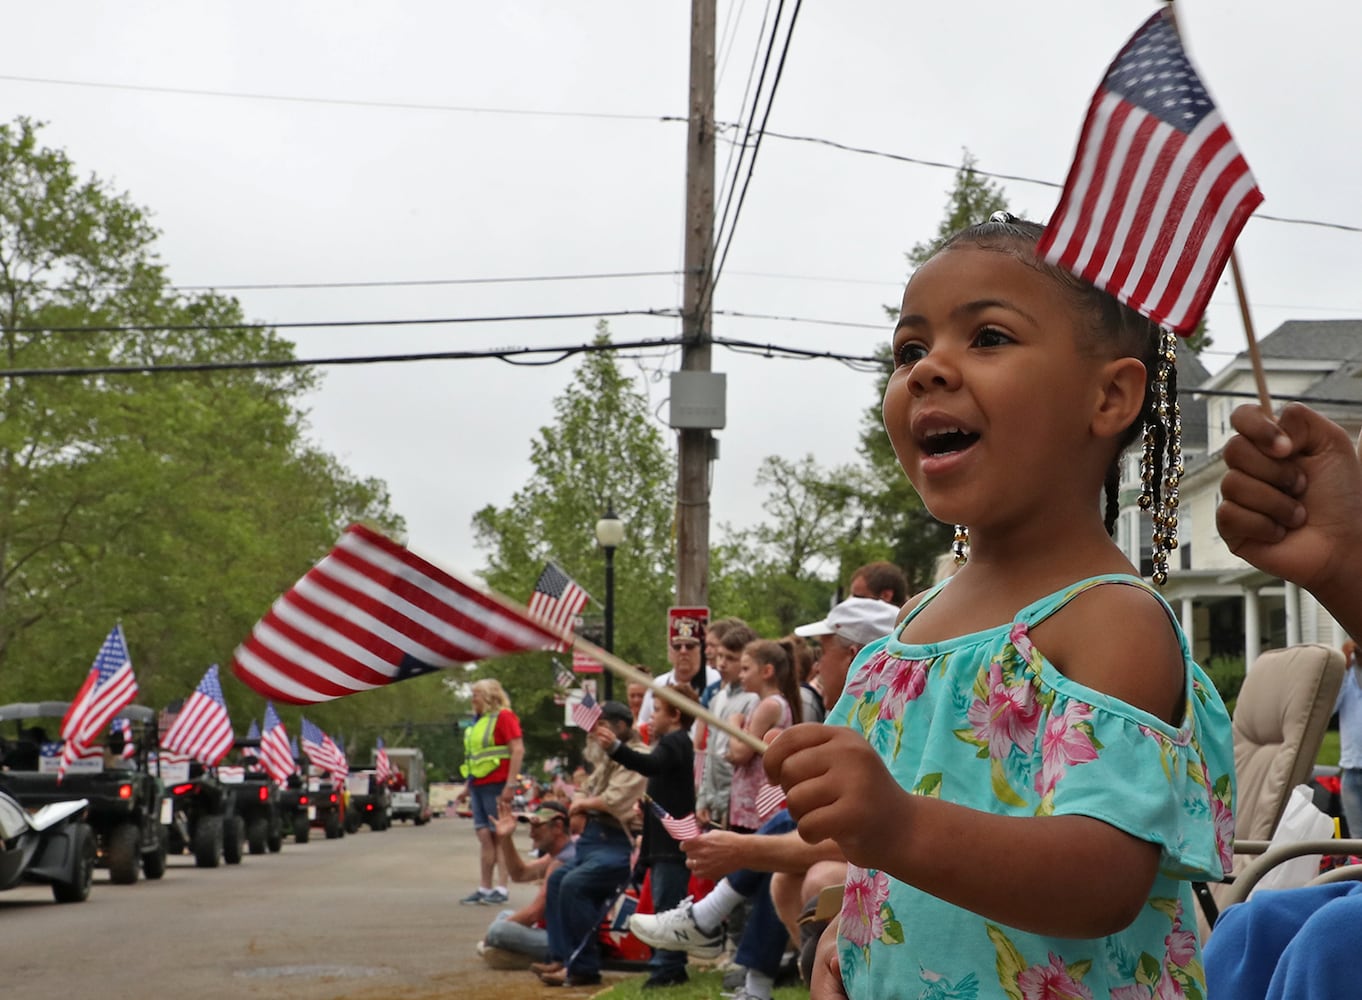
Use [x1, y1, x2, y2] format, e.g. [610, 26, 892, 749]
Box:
[936, 213, 1183, 582]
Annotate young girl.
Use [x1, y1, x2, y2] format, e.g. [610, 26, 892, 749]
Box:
[728, 639, 804, 833]
[765, 215, 1235, 1000]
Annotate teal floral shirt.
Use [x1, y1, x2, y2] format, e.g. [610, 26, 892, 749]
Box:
[828, 575, 1235, 1000]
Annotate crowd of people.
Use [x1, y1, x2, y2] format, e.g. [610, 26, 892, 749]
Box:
[459, 212, 1362, 999]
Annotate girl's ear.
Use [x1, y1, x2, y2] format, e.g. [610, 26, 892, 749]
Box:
[1091, 357, 1147, 439]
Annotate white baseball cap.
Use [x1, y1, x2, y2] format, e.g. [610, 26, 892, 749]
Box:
[794, 597, 899, 648]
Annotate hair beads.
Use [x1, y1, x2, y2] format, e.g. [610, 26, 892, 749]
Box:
[1138, 326, 1183, 585]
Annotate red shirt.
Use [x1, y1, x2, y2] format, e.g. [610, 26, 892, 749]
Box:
[475, 709, 523, 785]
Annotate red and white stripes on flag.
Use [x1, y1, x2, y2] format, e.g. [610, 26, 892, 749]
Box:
[59, 625, 138, 782]
[754, 779, 785, 821]
[258, 702, 296, 785]
[571, 691, 602, 731]
[374, 737, 392, 786]
[650, 800, 702, 842]
[161, 664, 235, 767]
[300, 717, 348, 780]
[1037, 11, 1262, 335]
[526, 563, 589, 653]
[232, 524, 567, 705]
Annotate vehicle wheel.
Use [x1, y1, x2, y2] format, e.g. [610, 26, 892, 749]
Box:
[143, 824, 168, 880]
[167, 823, 185, 856]
[223, 814, 245, 865]
[344, 809, 361, 835]
[267, 826, 283, 853]
[107, 821, 141, 884]
[53, 822, 95, 904]
[324, 812, 342, 839]
[293, 815, 310, 844]
[247, 816, 269, 855]
[193, 815, 223, 868]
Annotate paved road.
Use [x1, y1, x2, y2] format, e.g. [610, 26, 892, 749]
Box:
[1, 815, 622, 999]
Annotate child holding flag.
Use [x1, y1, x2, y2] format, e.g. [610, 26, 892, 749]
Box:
[592, 684, 701, 989]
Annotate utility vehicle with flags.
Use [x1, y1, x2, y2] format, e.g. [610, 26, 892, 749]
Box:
[345, 768, 392, 832]
[160, 754, 246, 868]
[383, 746, 430, 825]
[0, 702, 168, 885]
[225, 738, 285, 854]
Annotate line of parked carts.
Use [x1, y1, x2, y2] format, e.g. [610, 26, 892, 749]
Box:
[0, 701, 431, 904]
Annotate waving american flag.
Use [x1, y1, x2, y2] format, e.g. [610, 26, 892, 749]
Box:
[161, 665, 234, 767]
[59, 625, 138, 781]
[258, 702, 295, 785]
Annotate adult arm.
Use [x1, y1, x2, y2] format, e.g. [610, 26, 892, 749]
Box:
[494, 803, 549, 884]
[500, 737, 524, 803]
[1217, 402, 1362, 640]
[682, 827, 845, 881]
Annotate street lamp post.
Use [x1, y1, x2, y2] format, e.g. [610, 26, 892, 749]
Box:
[594, 504, 625, 702]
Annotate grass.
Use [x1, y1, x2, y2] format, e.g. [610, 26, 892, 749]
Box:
[1318, 729, 1341, 768]
[596, 969, 808, 1000]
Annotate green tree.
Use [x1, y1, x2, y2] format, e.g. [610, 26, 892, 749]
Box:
[472, 327, 676, 770]
[710, 455, 866, 635]
[0, 118, 409, 734]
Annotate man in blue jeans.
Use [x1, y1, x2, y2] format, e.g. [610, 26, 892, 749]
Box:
[630, 597, 900, 1000]
[477, 801, 577, 968]
[536, 701, 646, 988]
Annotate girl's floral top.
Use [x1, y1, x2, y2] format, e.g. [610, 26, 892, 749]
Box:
[828, 574, 1235, 1000]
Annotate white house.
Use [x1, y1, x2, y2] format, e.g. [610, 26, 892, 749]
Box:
[1114, 320, 1362, 666]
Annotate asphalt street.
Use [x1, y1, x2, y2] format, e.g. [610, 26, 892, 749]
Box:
[0, 814, 624, 999]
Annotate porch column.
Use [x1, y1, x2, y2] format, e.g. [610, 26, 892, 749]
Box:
[1244, 587, 1261, 668]
[1285, 581, 1301, 647]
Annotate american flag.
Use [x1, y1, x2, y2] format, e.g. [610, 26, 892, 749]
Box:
[59, 625, 138, 781]
[243, 719, 260, 759]
[232, 524, 567, 705]
[571, 691, 602, 731]
[300, 717, 348, 779]
[161, 664, 235, 766]
[374, 736, 393, 786]
[1037, 10, 1262, 335]
[650, 800, 702, 842]
[526, 563, 589, 653]
[754, 779, 785, 821]
[111, 716, 136, 760]
[258, 702, 296, 784]
[552, 659, 576, 690]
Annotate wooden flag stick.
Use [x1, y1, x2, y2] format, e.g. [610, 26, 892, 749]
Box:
[570, 635, 769, 756]
[1229, 250, 1274, 415]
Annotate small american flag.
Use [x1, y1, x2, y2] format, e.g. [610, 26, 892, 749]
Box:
[258, 702, 296, 785]
[232, 524, 567, 705]
[300, 717, 348, 779]
[527, 563, 589, 653]
[552, 659, 576, 690]
[650, 800, 702, 842]
[375, 736, 392, 786]
[571, 691, 602, 731]
[1037, 10, 1262, 334]
[59, 625, 139, 781]
[754, 779, 785, 821]
[111, 716, 136, 760]
[161, 664, 235, 767]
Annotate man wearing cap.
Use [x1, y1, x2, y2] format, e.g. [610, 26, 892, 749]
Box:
[630, 597, 900, 1000]
[538, 700, 647, 988]
[477, 800, 577, 969]
[637, 615, 720, 731]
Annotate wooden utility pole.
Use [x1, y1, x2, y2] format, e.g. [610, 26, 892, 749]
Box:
[676, 0, 716, 607]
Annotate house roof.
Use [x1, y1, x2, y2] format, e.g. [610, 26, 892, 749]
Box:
[1175, 339, 1210, 452]
[1257, 319, 1362, 362]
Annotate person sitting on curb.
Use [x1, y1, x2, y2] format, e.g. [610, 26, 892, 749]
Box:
[476, 800, 576, 969]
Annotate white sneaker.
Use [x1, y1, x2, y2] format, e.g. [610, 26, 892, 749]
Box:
[629, 896, 724, 959]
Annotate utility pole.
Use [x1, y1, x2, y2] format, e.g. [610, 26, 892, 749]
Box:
[675, 0, 717, 608]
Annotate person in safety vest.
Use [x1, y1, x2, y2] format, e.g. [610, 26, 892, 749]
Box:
[457, 678, 525, 905]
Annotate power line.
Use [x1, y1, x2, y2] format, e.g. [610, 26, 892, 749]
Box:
[0, 336, 688, 379]
[0, 73, 667, 122]
[17, 308, 677, 336]
[138, 270, 684, 294]
[704, 0, 804, 312]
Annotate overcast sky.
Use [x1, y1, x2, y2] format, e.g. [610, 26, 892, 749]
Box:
[3, 2, 1359, 580]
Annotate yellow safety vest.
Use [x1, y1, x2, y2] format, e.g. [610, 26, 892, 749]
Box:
[461, 711, 510, 780]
